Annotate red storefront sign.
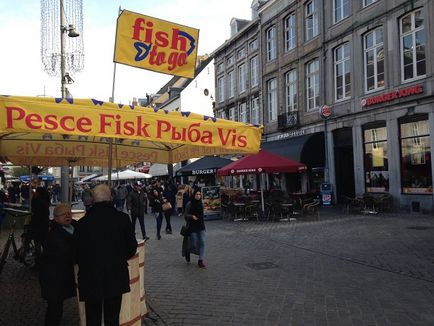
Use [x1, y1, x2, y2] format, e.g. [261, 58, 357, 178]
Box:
[361, 84, 423, 107]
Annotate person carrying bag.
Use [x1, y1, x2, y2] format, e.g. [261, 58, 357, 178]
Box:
[181, 191, 206, 268]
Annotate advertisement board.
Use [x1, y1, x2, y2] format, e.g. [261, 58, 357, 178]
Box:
[201, 186, 221, 220]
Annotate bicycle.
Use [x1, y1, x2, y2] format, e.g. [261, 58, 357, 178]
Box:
[0, 208, 35, 274]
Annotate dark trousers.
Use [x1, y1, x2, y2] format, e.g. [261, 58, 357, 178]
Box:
[85, 295, 122, 326]
[131, 214, 146, 237]
[155, 212, 163, 236]
[45, 300, 63, 326]
[164, 210, 172, 232]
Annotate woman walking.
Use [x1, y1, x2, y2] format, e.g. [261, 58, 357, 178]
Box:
[162, 196, 173, 234]
[184, 190, 206, 268]
[149, 189, 163, 240]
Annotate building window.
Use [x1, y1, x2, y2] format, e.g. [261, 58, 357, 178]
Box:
[305, 0, 319, 41]
[400, 9, 426, 82]
[267, 78, 277, 122]
[400, 116, 432, 194]
[227, 70, 235, 98]
[238, 63, 247, 93]
[216, 110, 226, 119]
[237, 48, 246, 60]
[285, 69, 297, 112]
[79, 166, 85, 172]
[227, 55, 234, 66]
[217, 62, 224, 74]
[306, 59, 319, 110]
[239, 102, 247, 123]
[250, 97, 260, 125]
[284, 13, 296, 52]
[334, 0, 349, 23]
[363, 0, 377, 7]
[250, 56, 259, 87]
[364, 27, 384, 92]
[334, 43, 351, 101]
[266, 25, 277, 61]
[228, 107, 235, 121]
[217, 77, 225, 103]
[363, 124, 389, 193]
[249, 39, 258, 51]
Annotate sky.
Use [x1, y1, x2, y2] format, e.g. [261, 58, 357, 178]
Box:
[0, 0, 253, 112]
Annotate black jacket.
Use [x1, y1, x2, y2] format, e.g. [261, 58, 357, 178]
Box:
[74, 202, 138, 301]
[184, 201, 205, 233]
[39, 221, 76, 301]
[126, 189, 147, 217]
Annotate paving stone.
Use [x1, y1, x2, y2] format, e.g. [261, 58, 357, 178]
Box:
[2, 209, 434, 325]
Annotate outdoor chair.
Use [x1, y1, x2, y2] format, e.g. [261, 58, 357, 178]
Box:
[376, 193, 393, 212]
[245, 201, 260, 221]
[361, 193, 378, 214]
[343, 196, 364, 213]
[302, 199, 321, 219]
[265, 201, 282, 221]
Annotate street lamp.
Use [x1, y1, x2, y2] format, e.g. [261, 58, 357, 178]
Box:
[41, 0, 84, 202]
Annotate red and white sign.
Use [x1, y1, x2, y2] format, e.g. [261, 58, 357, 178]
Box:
[361, 84, 423, 107]
[319, 105, 332, 119]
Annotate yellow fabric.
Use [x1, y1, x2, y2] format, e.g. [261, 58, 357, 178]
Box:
[0, 95, 263, 166]
[114, 10, 199, 78]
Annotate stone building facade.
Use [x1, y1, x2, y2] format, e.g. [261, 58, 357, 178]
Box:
[214, 0, 434, 213]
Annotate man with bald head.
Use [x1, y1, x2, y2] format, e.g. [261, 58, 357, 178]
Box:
[75, 184, 138, 326]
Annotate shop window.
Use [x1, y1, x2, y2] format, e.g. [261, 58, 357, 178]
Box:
[400, 116, 432, 194]
[363, 124, 389, 193]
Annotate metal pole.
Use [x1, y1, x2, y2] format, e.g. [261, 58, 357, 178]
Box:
[60, 0, 70, 203]
[107, 7, 121, 187]
[324, 118, 329, 183]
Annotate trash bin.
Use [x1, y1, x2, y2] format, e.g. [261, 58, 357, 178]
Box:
[320, 183, 333, 207]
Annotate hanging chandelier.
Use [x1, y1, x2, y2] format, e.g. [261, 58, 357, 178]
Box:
[41, 0, 84, 77]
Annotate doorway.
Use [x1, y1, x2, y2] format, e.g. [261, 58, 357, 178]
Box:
[333, 128, 355, 203]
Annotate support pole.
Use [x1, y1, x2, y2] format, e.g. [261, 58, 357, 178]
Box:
[107, 7, 121, 187]
[60, 0, 70, 203]
[324, 118, 329, 183]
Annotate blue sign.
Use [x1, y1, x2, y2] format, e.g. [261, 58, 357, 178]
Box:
[19, 175, 55, 182]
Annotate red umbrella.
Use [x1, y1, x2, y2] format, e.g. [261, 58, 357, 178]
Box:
[218, 150, 307, 214]
[217, 150, 307, 176]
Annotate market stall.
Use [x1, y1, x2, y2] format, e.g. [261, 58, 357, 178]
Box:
[0, 96, 263, 168]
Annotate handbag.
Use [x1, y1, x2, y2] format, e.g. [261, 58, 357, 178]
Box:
[162, 201, 172, 211]
[180, 224, 189, 236]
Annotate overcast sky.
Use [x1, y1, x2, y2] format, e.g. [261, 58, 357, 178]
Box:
[0, 0, 253, 109]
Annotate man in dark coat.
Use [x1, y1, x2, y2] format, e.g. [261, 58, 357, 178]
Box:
[126, 181, 149, 241]
[75, 184, 138, 326]
[39, 203, 76, 326]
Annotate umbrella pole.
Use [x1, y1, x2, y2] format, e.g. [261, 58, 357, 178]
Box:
[28, 165, 32, 211]
[260, 173, 265, 214]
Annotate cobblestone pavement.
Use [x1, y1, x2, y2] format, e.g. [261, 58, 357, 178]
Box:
[1, 208, 434, 326]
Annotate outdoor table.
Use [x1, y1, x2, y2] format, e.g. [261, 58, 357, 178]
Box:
[279, 203, 293, 221]
[232, 202, 248, 221]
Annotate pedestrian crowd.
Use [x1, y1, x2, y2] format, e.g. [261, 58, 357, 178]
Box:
[1, 177, 208, 325]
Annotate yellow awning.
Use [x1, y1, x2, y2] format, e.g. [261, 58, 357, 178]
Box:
[0, 95, 263, 166]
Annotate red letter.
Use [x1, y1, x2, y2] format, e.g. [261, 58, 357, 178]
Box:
[132, 18, 146, 41]
[5, 106, 25, 128]
[60, 116, 74, 132]
[170, 29, 187, 52]
[155, 31, 169, 47]
[77, 117, 92, 133]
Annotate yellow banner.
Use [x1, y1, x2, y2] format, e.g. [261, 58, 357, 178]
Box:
[0, 96, 263, 165]
[114, 10, 199, 78]
[0, 140, 166, 167]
